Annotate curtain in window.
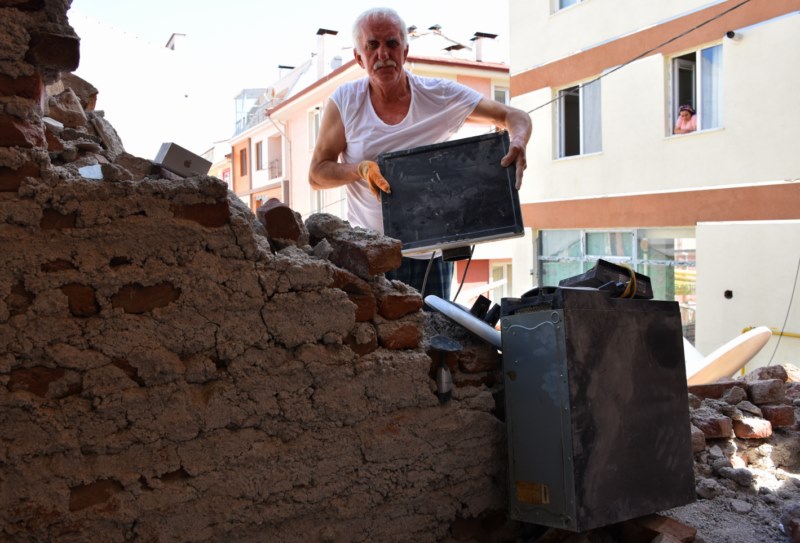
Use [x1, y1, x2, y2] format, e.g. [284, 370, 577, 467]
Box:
[700, 45, 722, 129]
[582, 79, 602, 154]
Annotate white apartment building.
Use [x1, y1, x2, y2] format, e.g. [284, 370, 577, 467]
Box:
[509, 0, 800, 367]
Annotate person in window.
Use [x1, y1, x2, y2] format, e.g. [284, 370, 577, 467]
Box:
[674, 104, 697, 134]
[308, 7, 532, 300]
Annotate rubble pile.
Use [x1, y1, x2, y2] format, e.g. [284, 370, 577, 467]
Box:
[665, 365, 800, 543]
[1, 3, 518, 541]
[3, 2, 800, 542]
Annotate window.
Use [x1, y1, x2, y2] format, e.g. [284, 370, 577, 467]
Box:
[493, 86, 509, 105]
[671, 45, 723, 133]
[538, 228, 697, 341]
[239, 148, 247, 176]
[558, 79, 602, 157]
[556, 0, 582, 11]
[308, 108, 321, 150]
[255, 141, 264, 171]
[490, 262, 513, 304]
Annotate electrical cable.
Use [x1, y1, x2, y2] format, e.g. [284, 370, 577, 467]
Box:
[525, 0, 754, 115]
[420, 252, 436, 298]
[766, 255, 800, 367]
[451, 245, 475, 303]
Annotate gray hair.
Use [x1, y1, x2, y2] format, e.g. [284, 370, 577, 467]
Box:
[352, 8, 408, 54]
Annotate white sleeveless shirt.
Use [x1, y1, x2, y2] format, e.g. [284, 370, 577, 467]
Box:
[330, 72, 482, 237]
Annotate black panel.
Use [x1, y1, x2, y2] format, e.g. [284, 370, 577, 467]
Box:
[378, 131, 523, 254]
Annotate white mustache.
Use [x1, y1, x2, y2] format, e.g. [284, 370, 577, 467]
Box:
[373, 60, 397, 70]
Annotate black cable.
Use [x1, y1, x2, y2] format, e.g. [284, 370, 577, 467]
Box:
[451, 245, 475, 303]
[420, 252, 436, 298]
[526, 0, 754, 115]
[767, 255, 800, 367]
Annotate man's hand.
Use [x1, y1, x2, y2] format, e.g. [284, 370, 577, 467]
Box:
[500, 138, 527, 190]
[358, 160, 391, 200]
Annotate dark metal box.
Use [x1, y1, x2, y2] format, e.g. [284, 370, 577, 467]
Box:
[500, 288, 695, 531]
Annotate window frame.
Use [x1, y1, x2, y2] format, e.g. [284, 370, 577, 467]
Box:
[556, 79, 602, 158]
[308, 108, 322, 151]
[670, 44, 723, 135]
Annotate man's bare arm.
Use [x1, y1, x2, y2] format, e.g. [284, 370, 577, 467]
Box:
[308, 101, 390, 198]
[468, 98, 532, 189]
[308, 101, 360, 189]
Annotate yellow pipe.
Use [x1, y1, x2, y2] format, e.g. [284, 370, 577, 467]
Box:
[742, 326, 800, 339]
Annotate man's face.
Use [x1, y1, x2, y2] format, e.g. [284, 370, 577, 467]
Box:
[354, 17, 408, 85]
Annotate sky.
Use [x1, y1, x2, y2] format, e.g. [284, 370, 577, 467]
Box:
[67, 0, 510, 160]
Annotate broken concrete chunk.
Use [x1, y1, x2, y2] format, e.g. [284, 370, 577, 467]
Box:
[90, 113, 126, 160]
[47, 88, 87, 128]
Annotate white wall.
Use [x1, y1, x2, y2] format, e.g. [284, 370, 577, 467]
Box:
[509, 0, 721, 75]
[696, 221, 800, 371]
[513, 12, 800, 204]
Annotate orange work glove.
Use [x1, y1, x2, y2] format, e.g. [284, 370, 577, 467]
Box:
[357, 160, 391, 200]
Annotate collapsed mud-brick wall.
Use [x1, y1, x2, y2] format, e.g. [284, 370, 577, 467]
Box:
[0, 2, 518, 542]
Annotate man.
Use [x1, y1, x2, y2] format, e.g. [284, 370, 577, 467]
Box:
[309, 7, 532, 299]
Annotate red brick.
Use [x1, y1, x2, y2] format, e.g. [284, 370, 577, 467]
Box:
[691, 413, 733, 439]
[41, 259, 76, 272]
[745, 365, 788, 383]
[330, 267, 375, 322]
[7, 366, 65, 397]
[68, 479, 123, 512]
[111, 282, 181, 314]
[61, 283, 99, 317]
[44, 123, 63, 151]
[0, 162, 40, 192]
[687, 379, 740, 400]
[5, 280, 33, 316]
[786, 382, 800, 401]
[256, 198, 306, 248]
[0, 113, 45, 148]
[40, 208, 77, 229]
[375, 278, 422, 319]
[733, 417, 772, 439]
[747, 379, 786, 405]
[377, 321, 421, 350]
[0, 72, 44, 100]
[170, 202, 230, 228]
[761, 405, 795, 428]
[306, 213, 402, 279]
[61, 72, 98, 111]
[25, 32, 80, 72]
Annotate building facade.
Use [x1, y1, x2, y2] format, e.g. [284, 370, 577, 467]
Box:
[509, 0, 800, 366]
